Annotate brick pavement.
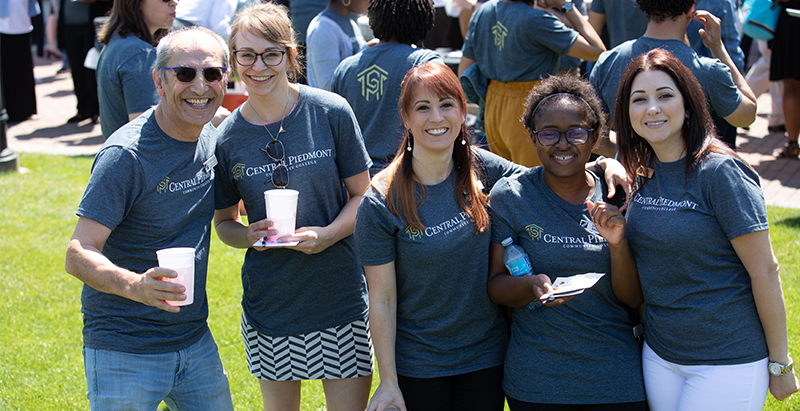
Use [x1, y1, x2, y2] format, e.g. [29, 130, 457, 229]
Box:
[5, 54, 799, 209]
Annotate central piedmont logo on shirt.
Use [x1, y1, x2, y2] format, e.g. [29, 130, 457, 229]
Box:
[404, 212, 471, 240]
[525, 222, 606, 248]
[157, 167, 213, 195]
[233, 149, 334, 181]
[492, 21, 508, 51]
[357, 64, 389, 102]
[157, 177, 169, 194]
[632, 192, 699, 211]
[404, 226, 423, 240]
[525, 224, 544, 241]
[232, 163, 245, 182]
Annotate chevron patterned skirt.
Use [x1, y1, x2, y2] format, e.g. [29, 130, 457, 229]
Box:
[241, 313, 374, 381]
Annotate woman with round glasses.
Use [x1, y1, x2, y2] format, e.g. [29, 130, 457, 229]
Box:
[212, 3, 373, 410]
[486, 74, 647, 410]
[96, 0, 177, 138]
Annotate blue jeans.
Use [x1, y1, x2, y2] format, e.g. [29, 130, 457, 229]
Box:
[83, 330, 233, 411]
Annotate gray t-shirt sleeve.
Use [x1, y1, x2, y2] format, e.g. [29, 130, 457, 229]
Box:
[355, 187, 398, 266]
[78, 146, 142, 231]
[702, 155, 769, 239]
[121, 49, 160, 114]
[702, 58, 742, 118]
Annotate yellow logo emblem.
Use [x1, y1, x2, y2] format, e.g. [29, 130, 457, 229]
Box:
[157, 177, 169, 194]
[232, 163, 245, 182]
[492, 21, 508, 51]
[405, 226, 423, 241]
[525, 224, 544, 241]
[357, 64, 389, 102]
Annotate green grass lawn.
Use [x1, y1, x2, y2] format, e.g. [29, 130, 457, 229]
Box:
[1, 153, 798, 410]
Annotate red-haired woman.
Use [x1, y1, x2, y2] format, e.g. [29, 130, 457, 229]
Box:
[354, 62, 628, 411]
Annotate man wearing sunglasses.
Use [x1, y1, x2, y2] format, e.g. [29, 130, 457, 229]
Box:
[65, 26, 234, 411]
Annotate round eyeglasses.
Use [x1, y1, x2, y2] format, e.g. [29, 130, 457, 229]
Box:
[234, 49, 286, 67]
[532, 128, 594, 146]
[161, 66, 227, 83]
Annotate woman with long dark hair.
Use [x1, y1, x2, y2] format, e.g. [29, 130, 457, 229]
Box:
[96, 0, 176, 137]
[615, 48, 799, 409]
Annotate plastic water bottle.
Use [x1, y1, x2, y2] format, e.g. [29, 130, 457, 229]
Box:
[501, 237, 542, 310]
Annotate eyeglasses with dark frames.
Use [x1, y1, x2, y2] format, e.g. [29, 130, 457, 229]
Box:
[261, 139, 289, 188]
[532, 128, 594, 146]
[161, 66, 227, 83]
[233, 49, 287, 67]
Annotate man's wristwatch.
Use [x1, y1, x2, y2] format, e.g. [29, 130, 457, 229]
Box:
[561, 0, 574, 13]
[768, 359, 794, 376]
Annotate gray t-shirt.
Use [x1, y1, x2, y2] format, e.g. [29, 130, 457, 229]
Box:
[625, 153, 769, 365]
[306, 9, 366, 91]
[461, 0, 578, 82]
[355, 149, 523, 378]
[588, 37, 742, 122]
[289, 0, 328, 44]
[331, 43, 443, 175]
[215, 85, 371, 336]
[97, 33, 161, 138]
[76, 109, 217, 354]
[489, 167, 645, 404]
[589, 0, 646, 48]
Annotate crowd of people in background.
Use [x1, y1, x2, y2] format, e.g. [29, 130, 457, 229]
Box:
[8, 0, 794, 408]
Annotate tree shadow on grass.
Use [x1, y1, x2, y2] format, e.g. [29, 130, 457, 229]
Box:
[773, 215, 800, 230]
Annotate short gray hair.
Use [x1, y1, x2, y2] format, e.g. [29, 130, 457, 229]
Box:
[154, 26, 230, 83]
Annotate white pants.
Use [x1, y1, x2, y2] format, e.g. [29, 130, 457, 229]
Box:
[642, 343, 768, 411]
[745, 40, 784, 126]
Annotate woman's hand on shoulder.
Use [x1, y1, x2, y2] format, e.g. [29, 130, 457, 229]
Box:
[595, 156, 631, 204]
[770, 370, 800, 402]
[587, 200, 626, 247]
[366, 381, 407, 411]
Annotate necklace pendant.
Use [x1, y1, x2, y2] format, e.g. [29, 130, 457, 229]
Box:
[278, 126, 286, 134]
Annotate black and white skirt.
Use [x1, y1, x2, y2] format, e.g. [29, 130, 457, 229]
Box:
[241, 313, 374, 381]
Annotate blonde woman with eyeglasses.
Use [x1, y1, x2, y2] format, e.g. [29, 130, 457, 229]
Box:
[212, 3, 373, 410]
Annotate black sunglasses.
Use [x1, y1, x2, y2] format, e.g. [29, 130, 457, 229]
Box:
[161, 66, 228, 83]
[260, 140, 289, 188]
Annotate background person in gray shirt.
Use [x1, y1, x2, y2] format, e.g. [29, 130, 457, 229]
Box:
[331, 0, 442, 176]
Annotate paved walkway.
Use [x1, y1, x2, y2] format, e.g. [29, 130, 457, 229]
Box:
[6, 55, 800, 209]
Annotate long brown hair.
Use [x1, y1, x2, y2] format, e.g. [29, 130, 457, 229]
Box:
[98, 0, 169, 45]
[373, 62, 489, 233]
[614, 48, 745, 190]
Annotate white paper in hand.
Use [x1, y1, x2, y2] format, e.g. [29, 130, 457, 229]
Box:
[550, 273, 605, 297]
[253, 238, 299, 247]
